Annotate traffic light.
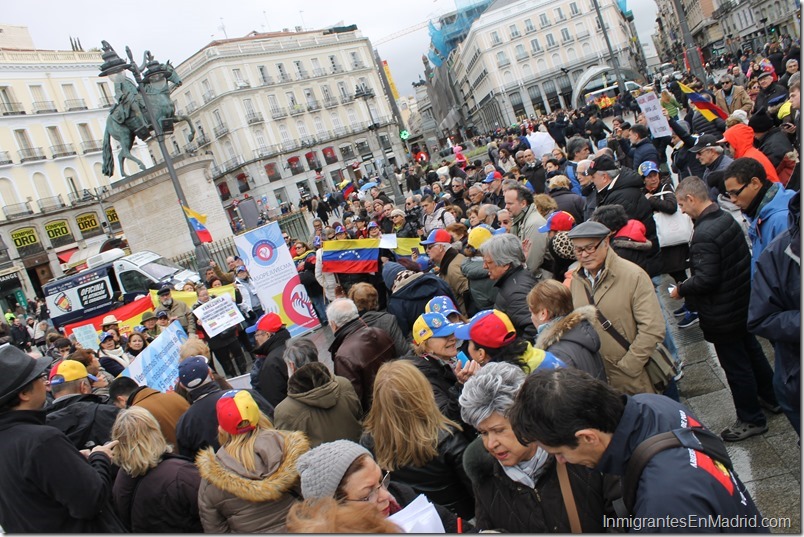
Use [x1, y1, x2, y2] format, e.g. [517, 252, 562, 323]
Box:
[400, 130, 410, 140]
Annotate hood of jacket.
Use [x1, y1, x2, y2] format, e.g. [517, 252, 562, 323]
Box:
[286, 362, 340, 409]
[382, 261, 405, 290]
[722, 123, 755, 157]
[392, 272, 450, 300]
[614, 219, 648, 242]
[535, 306, 600, 352]
[609, 166, 644, 192]
[195, 429, 309, 502]
[253, 328, 291, 357]
[758, 182, 797, 224]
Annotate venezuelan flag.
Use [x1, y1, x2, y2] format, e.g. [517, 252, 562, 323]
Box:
[678, 83, 728, 122]
[340, 181, 355, 198]
[393, 237, 426, 258]
[322, 239, 380, 273]
[183, 206, 213, 243]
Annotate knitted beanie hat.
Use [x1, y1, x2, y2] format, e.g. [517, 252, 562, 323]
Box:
[392, 270, 423, 293]
[295, 440, 372, 499]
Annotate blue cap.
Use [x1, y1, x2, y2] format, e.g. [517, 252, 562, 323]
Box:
[637, 161, 660, 177]
[493, 227, 507, 235]
[483, 171, 503, 183]
[367, 221, 379, 229]
[420, 228, 452, 245]
[425, 296, 460, 317]
[334, 226, 346, 234]
[412, 312, 460, 345]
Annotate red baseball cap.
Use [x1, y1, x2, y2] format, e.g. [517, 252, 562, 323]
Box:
[421, 229, 452, 245]
[245, 312, 284, 334]
[539, 211, 576, 233]
[454, 310, 517, 349]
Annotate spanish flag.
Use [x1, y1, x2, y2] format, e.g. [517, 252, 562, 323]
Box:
[183, 206, 213, 243]
[678, 82, 728, 122]
[322, 239, 379, 273]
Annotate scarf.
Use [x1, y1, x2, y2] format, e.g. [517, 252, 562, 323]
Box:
[501, 447, 551, 488]
[743, 181, 775, 219]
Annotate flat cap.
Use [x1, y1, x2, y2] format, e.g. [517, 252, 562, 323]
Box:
[567, 221, 611, 239]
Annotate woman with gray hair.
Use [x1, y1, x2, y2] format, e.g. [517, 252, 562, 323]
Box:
[459, 362, 613, 532]
[273, 338, 363, 448]
[479, 234, 538, 340]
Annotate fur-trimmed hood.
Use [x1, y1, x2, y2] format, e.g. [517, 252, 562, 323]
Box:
[196, 429, 309, 502]
[535, 305, 598, 350]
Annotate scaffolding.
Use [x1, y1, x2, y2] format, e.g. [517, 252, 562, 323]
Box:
[427, 0, 493, 67]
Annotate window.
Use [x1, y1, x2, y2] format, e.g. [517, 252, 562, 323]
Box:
[546, 34, 557, 47]
[243, 99, 255, 115]
[297, 121, 309, 138]
[314, 116, 326, 135]
[539, 14, 550, 27]
[119, 271, 152, 294]
[337, 81, 348, 97]
[491, 31, 501, 44]
[268, 94, 280, 111]
[212, 109, 224, 127]
[77, 123, 93, 142]
[321, 85, 332, 101]
[61, 84, 78, 101]
[277, 63, 288, 81]
[258, 65, 269, 84]
[279, 124, 291, 143]
[46, 126, 65, 147]
[329, 55, 341, 72]
[509, 24, 520, 38]
[524, 19, 535, 32]
[561, 28, 571, 42]
[496, 51, 509, 66]
[346, 107, 358, 126]
[286, 92, 298, 107]
[554, 7, 565, 20]
[531, 38, 542, 52]
[97, 82, 112, 105]
[254, 129, 267, 148]
[29, 85, 47, 103]
[14, 129, 32, 149]
[570, 2, 580, 15]
[233, 68, 243, 82]
[515, 44, 527, 59]
[331, 113, 343, 131]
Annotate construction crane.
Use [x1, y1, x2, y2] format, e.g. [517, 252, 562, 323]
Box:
[373, 20, 431, 46]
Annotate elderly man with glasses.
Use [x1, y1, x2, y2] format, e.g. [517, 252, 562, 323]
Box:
[566, 221, 665, 396]
[714, 74, 754, 115]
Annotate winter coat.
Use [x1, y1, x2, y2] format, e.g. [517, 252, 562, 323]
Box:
[748, 193, 800, 408]
[255, 328, 292, 408]
[645, 179, 689, 275]
[196, 429, 308, 533]
[421, 206, 455, 235]
[746, 182, 796, 273]
[361, 427, 475, 519]
[45, 393, 120, 450]
[383, 262, 458, 336]
[175, 382, 274, 460]
[569, 248, 665, 395]
[534, 305, 606, 381]
[493, 265, 538, 341]
[438, 247, 470, 315]
[510, 204, 548, 279]
[677, 204, 751, 343]
[692, 110, 726, 138]
[597, 167, 662, 277]
[129, 386, 190, 446]
[113, 453, 203, 532]
[714, 85, 754, 115]
[629, 137, 660, 170]
[462, 438, 614, 533]
[754, 82, 788, 115]
[98, 346, 133, 377]
[520, 162, 547, 194]
[273, 362, 362, 448]
[155, 299, 195, 335]
[756, 126, 794, 169]
[461, 257, 497, 310]
[360, 310, 410, 357]
[549, 188, 585, 225]
[406, 353, 465, 426]
[722, 123, 779, 182]
[597, 394, 763, 525]
[314, 248, 338, 301]
[0, 410, 122, 533]
[193, 299, 239, 349]
[329, 317, 396, 412]
[10, 323, 30, 349]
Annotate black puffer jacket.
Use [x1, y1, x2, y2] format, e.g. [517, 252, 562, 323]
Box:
[255, 328, 292, 407]
[113, 453, 203, 533]
[534, 306, 606, 381]
[361, 427, 475, 519]
[383, 264, 458, 336]
[405, 353, 464, 427]
[597, 167, 662, 277]
[45, 393, 120, 450]
[677, 203, 751, 343]
[756, 126, 794, 168]
[550, 188, 585, 225]
[493, 265, 538, 340]
[462, 438, 616, 533]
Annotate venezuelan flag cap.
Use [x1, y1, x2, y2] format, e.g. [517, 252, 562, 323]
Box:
[216, 389, 260, 435]
[412, 312, 459, 345]
[454, 310, 516, 349]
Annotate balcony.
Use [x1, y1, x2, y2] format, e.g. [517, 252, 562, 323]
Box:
[253, 145, 279, 159]
[0, 151, 12, 165]
[67, 190, 96, 205]
[289, 104, 305, 116]
[19, 147, 46, 162]
[183, 142, 198, 153]
[80, 140, 103, 153]
[220, 155, 245, 174]
[33, 101, 57, 113]
[65, 98, 87, 111]
[340, 93, 355, 104]
[99, 96, 114, 108]
[278, 74, 292, 83]
[510, 32, 521, 39]
[213, 123, 229, 138]
[351, 61, 366, 70]
[271, 107, 287, 119]
[516, 52, 529, 62]
[202, 90, 216, 103]
[525, 25, 537, 34]
[562, 36, 575, 44]
[196, 133, 211, 147]
[540, 22, 552, 28]
[577, 30, 590, 39]
[186, 100, 198, 113]
[50, 144, 76, 158]
[312, 68, 327, 77]
[3, 202, 33, 219]
[281, 140, 300, 152]
[296, 70, 310, 80]
[333, 126, 350, 137]
[546, 42, 559, 50]
[491, 39, 503, 47]
[323, 97, 338, 108]
[260, 75, 275, 86]
[571, 9, 582, 17]
[234, 80, 251, 90]
[497, 58, 511, 67]
[531, 47, 544, 56]
[300, 136, 317, 147]
[246, 111, 264, 125]
[306, 100, 321, 111]
[0, 101, 25, 115]
[37, 194, 66, 212]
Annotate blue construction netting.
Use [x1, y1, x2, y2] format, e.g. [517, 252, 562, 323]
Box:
[427, 0, 493, 67]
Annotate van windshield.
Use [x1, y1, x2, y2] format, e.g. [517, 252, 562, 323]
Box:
[139, 256, 183, 281]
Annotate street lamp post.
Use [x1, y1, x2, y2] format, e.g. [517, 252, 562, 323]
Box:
[668, 0, 707, 83]
[591, 0, 627, 97]
[354, 83, 404, 205]
[98, 43, 211, 268]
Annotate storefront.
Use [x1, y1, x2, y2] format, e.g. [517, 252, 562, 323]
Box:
[0, 269, 27, 316]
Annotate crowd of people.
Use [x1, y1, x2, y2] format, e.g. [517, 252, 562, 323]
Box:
[0, 38, 799, 533]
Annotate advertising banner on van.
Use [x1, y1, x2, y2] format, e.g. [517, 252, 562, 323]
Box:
[11, 227, 44, 258]
[120, 321, 188, 392]
[44, 219, 75, 249]
[46, 267, 114, 322]
[62, 295, 154, 337]
[76, 212, 104, 239]
[234, 222, 320, 337]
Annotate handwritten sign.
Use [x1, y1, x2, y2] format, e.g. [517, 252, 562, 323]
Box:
[192, 295, 244, 338]
[636, 91, 672, 139]
[120, 321, 187, 392]
[72, 323, 100, 351]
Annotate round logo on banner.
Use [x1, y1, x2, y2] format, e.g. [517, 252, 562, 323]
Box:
[282, 277, 319, 329]
[251, 240, 278, 267]
[54, 292, 72, 312]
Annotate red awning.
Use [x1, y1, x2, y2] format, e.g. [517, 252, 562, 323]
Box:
[57, 247, 78, 264]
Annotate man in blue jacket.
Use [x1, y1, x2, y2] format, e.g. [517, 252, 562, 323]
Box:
[723, 157, 796, 274]
[748, 192, 800, 437]
[509, 367, 767, 532]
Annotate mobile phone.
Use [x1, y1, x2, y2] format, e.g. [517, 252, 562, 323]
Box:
[456, 351, 470, 367]
[411, 247, 420, 255]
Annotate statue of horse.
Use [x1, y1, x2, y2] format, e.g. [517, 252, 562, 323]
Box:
[102, 55, 195, 177]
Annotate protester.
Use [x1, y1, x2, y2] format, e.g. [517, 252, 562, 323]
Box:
[68, 348, 115, 397]
[246, 312, 291, 407]
[97, 330, 133, 377]
[155, 284, 195, 336]
[108, 376, 190, 446]
[194, 286, 248, 378]
[504, 184, 548, 279]
[349, 282, 409, 357]
[422, 229, 471, 315]
[382, 261, 457, 338]
[461, 225, 497, 310]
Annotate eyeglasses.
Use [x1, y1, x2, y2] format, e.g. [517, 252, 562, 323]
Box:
[346, 472, 391, 503]
[721, 81, 732, 85]
[572, 237, 606, 256]
[726, 182, 750, 199]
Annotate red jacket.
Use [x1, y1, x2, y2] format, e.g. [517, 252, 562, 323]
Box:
[722, 124, 779, 182]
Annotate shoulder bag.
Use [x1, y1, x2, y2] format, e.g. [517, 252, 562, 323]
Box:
[651, 191, 693, 247]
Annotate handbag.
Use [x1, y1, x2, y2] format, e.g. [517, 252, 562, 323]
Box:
[651, 191, 693, 247]
[584, 286, 678, 393]
[556, 461, 582, 533]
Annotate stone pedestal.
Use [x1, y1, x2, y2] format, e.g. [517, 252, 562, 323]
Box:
[105, 155, 233, 259]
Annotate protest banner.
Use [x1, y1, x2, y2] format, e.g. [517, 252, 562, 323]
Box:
[72, 324, 100, 351]
[636, 91, 673, 139]
[193, 294, 244, 338]
[62, 295, 154, 337]
[234, 222, 320, 337]
[119, 321, 187, 392]
[148, 283, 236, 309]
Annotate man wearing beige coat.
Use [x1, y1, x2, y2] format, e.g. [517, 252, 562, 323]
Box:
[714, 74, 754, 115]
[567, 221, 665, 395]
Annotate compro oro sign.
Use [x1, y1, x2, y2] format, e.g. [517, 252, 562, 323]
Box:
[76, 212, 104, 239]
[11, 227, 44, 258]
[44, 220, 75, 248]
[105, 207, 121, 231]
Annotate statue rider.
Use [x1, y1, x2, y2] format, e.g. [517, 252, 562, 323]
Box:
[98, 41, 151, 140]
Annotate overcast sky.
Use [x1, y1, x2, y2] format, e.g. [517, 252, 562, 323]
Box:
[4, 0, 657, 98]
